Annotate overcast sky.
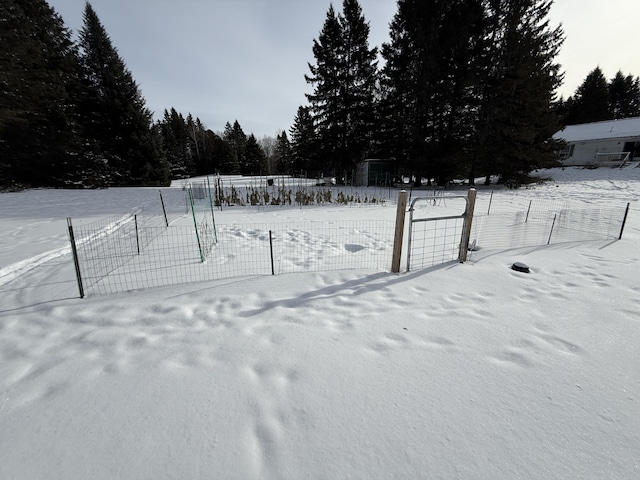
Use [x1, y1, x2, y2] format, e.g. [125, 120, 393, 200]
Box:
[47, 0, 640, 138]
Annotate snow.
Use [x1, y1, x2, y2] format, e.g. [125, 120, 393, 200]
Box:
[553, 116, 640, 142]
[1, 167, 639, 479]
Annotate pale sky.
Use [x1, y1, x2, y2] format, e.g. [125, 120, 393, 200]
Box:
[47, 0, 640, 138]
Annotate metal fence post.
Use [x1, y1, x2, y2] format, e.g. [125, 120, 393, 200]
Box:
[269, 230, 275, 275]
[134, 214, 140, 255]
[67, 217, 85, 298]
[188, 188, 205, 262]
[548, 213, 557, 245]
[207, 176, 218, 243]
[619, 203, 630, 239]
[391, 190, 408, 273]
[159, 190, 169, 227]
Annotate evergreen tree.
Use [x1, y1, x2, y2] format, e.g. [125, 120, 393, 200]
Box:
[475, 0, 564, 184]
[378, 4, 415, 171]
[187, 114, 211, 176]
[289, 106, 319, 175]
[608, 71, 640, 120]
[210, 131, 234, 173]
[565, 67, 609, 125]
[244, 134, 266, 175]
[274, 131, 292, 174]
[0, 0, 81, 188]
[77, 2, 168, 186]
[223, 120, 247, 173]
[381, 0, 485, 185]
[305, 0, 378, 173]
[158, 108, 191, 179]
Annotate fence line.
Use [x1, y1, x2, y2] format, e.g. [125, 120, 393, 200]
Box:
[67, 187, 630, 297]
[81, 220, 396, 296]
[69, 188, 188, 294]
[469, 206, 626, 253]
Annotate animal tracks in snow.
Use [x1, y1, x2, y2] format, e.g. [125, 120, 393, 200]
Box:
[242, 363, 301, 478]
[490, 329, 584, 369]
[366, 330, 459, 355]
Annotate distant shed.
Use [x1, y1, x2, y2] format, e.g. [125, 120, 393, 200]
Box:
[553, 117, 640, 167]
[354, 159, 395, 186]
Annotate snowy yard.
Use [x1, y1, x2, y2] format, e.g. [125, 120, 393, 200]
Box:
[1, 167, 639, 479]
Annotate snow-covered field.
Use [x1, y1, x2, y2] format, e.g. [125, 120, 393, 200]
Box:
[1, 167, 639, 479]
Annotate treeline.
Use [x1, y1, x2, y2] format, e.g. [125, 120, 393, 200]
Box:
[2, 0, 571, 190]
[0, 0, 297, 189]
[301, 0, 564, 187]
[559, 67, 640, 125]
[158, 113, 294, 180]
[1, 1, 171, 189]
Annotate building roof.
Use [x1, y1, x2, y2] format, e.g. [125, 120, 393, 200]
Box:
[553, 117, 640, 142]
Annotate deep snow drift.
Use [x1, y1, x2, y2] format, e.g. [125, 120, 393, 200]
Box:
[1, 167, 639, 479]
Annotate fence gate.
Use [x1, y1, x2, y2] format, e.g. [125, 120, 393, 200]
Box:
[406, 190, 475, 271]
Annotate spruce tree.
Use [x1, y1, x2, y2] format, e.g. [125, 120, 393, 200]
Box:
[289, 106, 319, 176]
[223, 121, 247, 173]
[210, 132, 234, 173]
[476, 0, 564, 185]
[381, 0, 485, 185]
[305, 0, 378, 173]
[274, 131, 292, 174]
[608, 71, 640, 120]
[77, 2, 168, 185]
[565, 67, 609, 125]
[0, 0, 81, 188]
[244, 134, 266, 175]
[158, 108, 192, 179]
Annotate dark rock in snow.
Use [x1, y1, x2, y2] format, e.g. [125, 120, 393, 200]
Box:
[511, 262, 530, 273]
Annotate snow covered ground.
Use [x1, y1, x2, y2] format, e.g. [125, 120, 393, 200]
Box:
[1, 167, 639, 479]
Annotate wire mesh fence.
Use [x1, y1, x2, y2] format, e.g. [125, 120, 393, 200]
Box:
[80, 220, 395, 296]
[67, 185, 630, 298]
[407, 216, 466, 270]
[469, 205, 626, 253]
[69, 188, 188, 294]
[405, 194, 470, 271]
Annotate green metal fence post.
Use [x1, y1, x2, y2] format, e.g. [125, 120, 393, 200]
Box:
[67, 217, 85, 298]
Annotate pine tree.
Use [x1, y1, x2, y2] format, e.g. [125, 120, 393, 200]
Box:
[158, 108, 192, 179]
[77, 2, 168, 186]
[223, 120, 247, 173]
[209, 132, 234, 173]
[565, 67, 609, 125]
[476, 0, 564, 185]
[244, 134, 266, 175]
[305, 0, 378, 173]
[274, 131, 292, 174]
[289, 106, 319, 176]
[0, 0, 81, 188]
[608, 71, 640, 120]
[381, 0, 485, 186]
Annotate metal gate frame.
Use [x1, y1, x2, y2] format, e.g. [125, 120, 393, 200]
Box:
[406, 190, 476, 271]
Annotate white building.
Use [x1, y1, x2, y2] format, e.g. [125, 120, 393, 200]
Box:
[553, 117, 640, 167]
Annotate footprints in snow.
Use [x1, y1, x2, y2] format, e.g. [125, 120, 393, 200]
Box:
[242, 363, 301, 478]
[491, 324, 583, 368]
[366, 331, 458, 354]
